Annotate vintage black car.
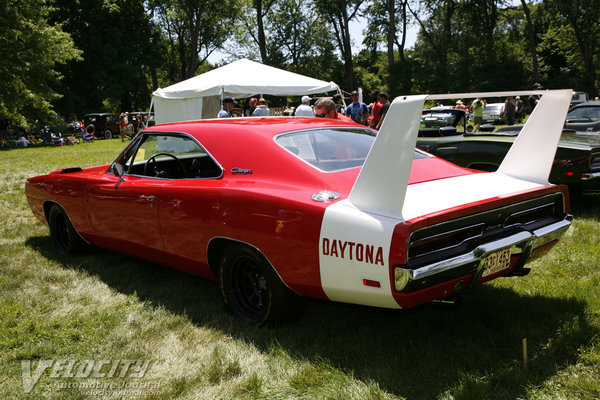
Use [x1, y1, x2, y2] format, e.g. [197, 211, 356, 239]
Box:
[416, 108, 600, 193]
[565, 100, 600, 133]
[83, 113, 120, 139]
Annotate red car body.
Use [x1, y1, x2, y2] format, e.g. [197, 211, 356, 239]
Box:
[26, 91, 574, 324]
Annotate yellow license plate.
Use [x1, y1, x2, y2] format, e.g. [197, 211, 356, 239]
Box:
[482, 248, 512, 277]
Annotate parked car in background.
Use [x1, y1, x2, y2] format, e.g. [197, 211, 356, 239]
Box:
[421, 108, 465, 129]
[83, 113, 119, 139]
[565, 100, 600, 133]
[482, 103, 505, 124]
[415, 108, 600, 193]
[570, 91, 589, 107]
[67, 121, 85, 137]
[128, 112, 155, 131]
[26, 91, 573, 325]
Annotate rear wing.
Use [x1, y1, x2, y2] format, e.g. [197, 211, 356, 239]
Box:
[348, 89, 573, 220]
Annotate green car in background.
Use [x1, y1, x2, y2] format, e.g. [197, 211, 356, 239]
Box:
[416, 108, 600, 194]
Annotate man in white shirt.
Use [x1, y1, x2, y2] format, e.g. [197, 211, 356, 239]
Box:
[294, 96, 314, 117]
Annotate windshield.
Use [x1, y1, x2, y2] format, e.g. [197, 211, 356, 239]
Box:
[276, 127, 428, 172]
[566, 106, 600, 123]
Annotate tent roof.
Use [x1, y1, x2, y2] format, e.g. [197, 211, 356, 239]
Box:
[152, 59, 339, 100]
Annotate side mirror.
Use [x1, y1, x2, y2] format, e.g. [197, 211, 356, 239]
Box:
[111, 162, 124, 177]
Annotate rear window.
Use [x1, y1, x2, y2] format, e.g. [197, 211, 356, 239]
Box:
[276, 128, 428, 172]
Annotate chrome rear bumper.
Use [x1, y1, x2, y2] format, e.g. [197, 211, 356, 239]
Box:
[394, 215, 572, 292]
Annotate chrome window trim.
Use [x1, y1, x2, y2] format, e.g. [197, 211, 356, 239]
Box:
[109, 131, 224, 180]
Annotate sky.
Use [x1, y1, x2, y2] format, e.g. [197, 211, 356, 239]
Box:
[208, 15, 419, 64]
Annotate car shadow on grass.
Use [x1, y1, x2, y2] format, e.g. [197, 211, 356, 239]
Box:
[571, 191, 600, 220]
[26, 235, 597, 399]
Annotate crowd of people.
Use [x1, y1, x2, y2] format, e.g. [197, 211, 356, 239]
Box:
[442, 83, 545, 132]
[119, 112, 147, 141]
[216, 89, 392, 130]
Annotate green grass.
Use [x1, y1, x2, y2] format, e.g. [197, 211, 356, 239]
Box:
[1, 141, 600, 399]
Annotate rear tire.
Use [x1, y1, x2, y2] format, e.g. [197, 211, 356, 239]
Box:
[219, 244, 305, 325]
[48, 205, 88, 255]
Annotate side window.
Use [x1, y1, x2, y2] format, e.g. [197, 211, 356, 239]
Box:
[112, 135, 141, 172]
[126, 134, 222, 179]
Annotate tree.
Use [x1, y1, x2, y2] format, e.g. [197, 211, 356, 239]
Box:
[520, 0, 539, 82]
[49, 0, 165, 116]
[151, 0, 240, 80]
[252, 0, 276, 64]
[544, 0, 599, 97]
[0, 0, 80, 126]
[314, 0, 366, 90]
[364, 0, 410, 67]
[268, 0, 336, 72]
[408, 0, 457, 92]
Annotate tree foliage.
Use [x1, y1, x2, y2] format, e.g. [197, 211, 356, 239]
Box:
[2, 0, 599, 126]
[0, 0, 80, 126]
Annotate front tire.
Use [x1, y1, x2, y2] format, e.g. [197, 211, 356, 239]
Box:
[104, 129, 113, 140]
[219, 244, 305, 325]
[48, 205, 88, 255]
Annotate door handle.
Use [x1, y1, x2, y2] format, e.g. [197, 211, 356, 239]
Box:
[139, 195, 155, 207]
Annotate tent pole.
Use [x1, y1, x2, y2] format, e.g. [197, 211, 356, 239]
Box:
[338, 88, 347, 109]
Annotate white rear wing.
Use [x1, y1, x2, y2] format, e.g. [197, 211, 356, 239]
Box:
[348, 89, 574, 220]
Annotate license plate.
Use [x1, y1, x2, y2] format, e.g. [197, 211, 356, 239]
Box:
[482, 248, 512, 277]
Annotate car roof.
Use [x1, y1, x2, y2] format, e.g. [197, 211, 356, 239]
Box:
[143, 117, 366, 191]
[83, 113, 118, 117]
[570, 100, 600, 109]
[145, 116, 361, 140]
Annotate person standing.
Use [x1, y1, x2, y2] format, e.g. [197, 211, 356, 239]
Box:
[294, 96, 314, 117]
[314, 98, 354, 122]
[374, 92, 391, 130]
[138, 115, 146, 132]
[504, 96, 516, 125]
[471, 97, 486, 132]
[332, 93, 345, 114]
[515, 96, 524, 124]
[119, 112, 128, 141]
[218, 96, 237, 118]
[345, 90, 370, 125]
[244, 98, 257, 116]
[368, 90, 382, 127]
[252, 98, 270, 116]
[528, 82, 543, 114]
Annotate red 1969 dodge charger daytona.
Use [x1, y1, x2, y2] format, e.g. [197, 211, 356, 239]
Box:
[26, 90, 574, 324]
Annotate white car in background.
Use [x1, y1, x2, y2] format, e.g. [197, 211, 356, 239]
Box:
[483, 102, 505, 124]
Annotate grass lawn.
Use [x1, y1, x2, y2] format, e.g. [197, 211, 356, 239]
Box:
[1, 140, 599, 399]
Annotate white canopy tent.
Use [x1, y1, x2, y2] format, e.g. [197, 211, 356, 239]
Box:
[151, 58, 340, 124]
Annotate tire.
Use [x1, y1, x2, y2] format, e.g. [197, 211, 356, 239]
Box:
[219, 244, 305, 325]
[104, 129, 113, 140]
[48, 205, 88, 255]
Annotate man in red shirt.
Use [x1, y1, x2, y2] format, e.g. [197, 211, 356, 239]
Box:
[368, 90, 382, 127]
[314, 98, 354, 122]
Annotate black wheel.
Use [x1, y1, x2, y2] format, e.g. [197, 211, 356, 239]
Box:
[104, 129, 113, 140]
[219, 244, 305, 325]
[48, 205, 88, 255]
